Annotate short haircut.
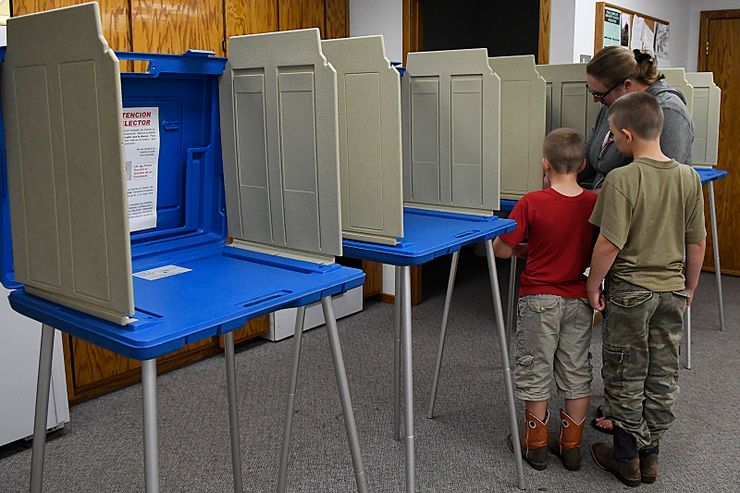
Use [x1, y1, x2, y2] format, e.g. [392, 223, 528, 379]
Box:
[608, 92, 664, 139]
[542, 128, 585, 173]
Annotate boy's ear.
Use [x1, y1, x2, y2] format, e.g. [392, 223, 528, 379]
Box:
[578, 159, 587, 172]
[621, 128, 634, 144]
[542, 157, 551, 172]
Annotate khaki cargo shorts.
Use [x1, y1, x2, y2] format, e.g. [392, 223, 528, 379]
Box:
[514, 294, 594, 401]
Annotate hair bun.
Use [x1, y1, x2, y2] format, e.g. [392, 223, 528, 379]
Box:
[633, 49, 652, 63]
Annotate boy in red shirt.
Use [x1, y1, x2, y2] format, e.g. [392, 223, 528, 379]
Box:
[494, 128, 597, 471]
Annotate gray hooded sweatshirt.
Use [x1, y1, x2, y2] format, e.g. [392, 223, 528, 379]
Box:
[585, 78, 695, 189]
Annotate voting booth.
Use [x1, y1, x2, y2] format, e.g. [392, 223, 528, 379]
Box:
[686, 72, 721, 166]
[1, 5, 368, 492]
[536, 63, 601, 137]
[661, 67, 695, 115]
[488, 55, 547, 200]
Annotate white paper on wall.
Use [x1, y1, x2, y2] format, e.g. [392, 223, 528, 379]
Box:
[630, 17, 646, 51]
[654, 23, 670, 67]
[122, 107, 159, 232]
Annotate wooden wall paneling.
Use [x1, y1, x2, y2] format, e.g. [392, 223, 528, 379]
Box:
[402, 0, 422, 65]
[219, 317, 270, 348]
[362, 260, 382, 298]
[324, 0, 348, 39]
[131, 0, 225, 56]
[13, 1, 132, 50]
[224, 0, 278, 43]
[699, 10, 740, 275]
[538, 0, 550, 64]
[279, 0, 325, 32]
[11, 0, 38, 16]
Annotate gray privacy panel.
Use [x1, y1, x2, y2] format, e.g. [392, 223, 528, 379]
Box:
[686, 72, 720, 165]
[662, 68, 694, 116]
[2, 3, 134, 325]
[220, 29, 342, 259]
[321, 35, 403, 245]
[402, 49, 501, 213]
[536, 63, 601, 137]
[488, 55, 546, 200]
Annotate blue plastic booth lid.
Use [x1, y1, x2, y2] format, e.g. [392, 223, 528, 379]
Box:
[0, 49, 228, 289]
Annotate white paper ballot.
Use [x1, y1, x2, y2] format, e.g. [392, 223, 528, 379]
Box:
[122, 107, 160, 232]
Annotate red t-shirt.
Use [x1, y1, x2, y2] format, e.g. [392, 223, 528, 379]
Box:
[500, 187, 598, 298]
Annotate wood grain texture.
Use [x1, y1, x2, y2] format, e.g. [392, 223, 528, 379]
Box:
[279, 0, 324, 32]
[594, 2, 605, 54]
[324, 0, 348, 39]
[699, 12, 740, 274]
[538, 0, 550, 64]
[131, 0, 225, 56]
[13, 0, 132, 51]
[219, 315, 270, 348]
[225, 0, 278, 40]
[402, 0, 422, 66]
[361, 260, 382, 298]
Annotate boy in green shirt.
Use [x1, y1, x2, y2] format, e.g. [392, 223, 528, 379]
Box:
[586, 92, 706, 487]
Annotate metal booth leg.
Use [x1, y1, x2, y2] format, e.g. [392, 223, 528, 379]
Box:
[427, 250, 460, 419]
[142, 358, 160, 493]
[322, 297, 368, 493]
[506, 256, 518, 344]
[685, 305, 692, 370]
[484, 241, 525, 490]
[398, 266, 415, 492]
[30, 324, 56, 493]
[224, 331, 244, 492]
[393, 266, 402, 441]
[277, 306, 306, 493]
[708, 182, 726, 331]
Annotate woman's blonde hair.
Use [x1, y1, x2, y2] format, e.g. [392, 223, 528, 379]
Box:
[586, 46, 663, 86]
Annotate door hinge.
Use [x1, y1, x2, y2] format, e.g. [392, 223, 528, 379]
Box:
[705, 41, 710, 55]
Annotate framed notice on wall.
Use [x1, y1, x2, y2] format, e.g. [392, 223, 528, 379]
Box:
[595, 2, 670, 65]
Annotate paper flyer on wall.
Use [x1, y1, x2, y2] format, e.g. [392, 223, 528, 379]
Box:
[654, 23, 670, 67]
[603, 7, 622, 47]
[122, 107, 160, 232]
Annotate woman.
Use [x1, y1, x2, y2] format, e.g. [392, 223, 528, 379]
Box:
[584, 46, 694, 191]
[584, 46, 694, 434]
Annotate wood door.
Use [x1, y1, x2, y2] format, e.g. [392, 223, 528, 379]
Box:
[699, 10, 740, 275]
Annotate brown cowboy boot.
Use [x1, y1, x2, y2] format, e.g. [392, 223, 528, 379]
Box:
[639, 445, 659, 483]
[548, 409, 585, 470]
[591, 442, 641, 487]
[508, 410, 549, 470]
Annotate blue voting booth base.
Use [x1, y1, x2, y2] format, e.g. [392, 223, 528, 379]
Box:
[0, 47, 367, 493]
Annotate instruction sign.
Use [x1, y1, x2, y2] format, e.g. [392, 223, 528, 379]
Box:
[122, 107, 160, 232]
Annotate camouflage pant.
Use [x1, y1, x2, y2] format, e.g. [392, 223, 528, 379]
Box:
[601, 277, 686, 449]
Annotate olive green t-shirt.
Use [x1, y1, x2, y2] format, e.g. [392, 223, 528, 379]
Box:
[589, 158, 706, 292]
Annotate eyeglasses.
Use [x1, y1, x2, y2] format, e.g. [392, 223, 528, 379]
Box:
[586, 80, 625, 104]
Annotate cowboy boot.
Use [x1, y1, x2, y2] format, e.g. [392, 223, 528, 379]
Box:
[508, 410, 549, 470]
[592, 427, 641, 487]
[639, 444, 659, 484]
[548, 409, 585, 471]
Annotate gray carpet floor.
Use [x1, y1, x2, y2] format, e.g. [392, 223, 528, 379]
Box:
[1, 253, 739, 492]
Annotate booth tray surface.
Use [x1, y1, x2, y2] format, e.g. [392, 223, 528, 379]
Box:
[8, 246, 364, 360]
[342, 208, 516, 265]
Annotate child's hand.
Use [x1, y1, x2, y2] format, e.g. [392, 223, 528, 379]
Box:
[588, 287, 605, 311]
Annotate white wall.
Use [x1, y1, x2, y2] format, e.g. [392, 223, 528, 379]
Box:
[349, 0, 403, 62]
[549, 0, 577, 63]
[686, 1, 739, 72]
[550, 0, 693, 68]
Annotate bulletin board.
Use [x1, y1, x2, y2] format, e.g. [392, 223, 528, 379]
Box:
[594, 2, 670, 67]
